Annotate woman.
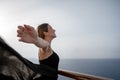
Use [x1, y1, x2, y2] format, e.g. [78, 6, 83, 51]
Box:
[17, 23, 59, 80]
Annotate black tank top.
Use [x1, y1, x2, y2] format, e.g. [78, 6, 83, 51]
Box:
[39, 51, 59, 80]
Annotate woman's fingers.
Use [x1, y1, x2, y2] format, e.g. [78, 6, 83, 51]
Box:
[18, 25, 25, 31]
[17, 29, 22, 34]
[24, 24, 34, 31]
[17, 28, 24, 37]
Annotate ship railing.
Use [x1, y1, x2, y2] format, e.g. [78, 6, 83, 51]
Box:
[58, 69, 113, 80]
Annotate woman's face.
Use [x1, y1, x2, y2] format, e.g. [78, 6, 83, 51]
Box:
[46, 25, 56, 38]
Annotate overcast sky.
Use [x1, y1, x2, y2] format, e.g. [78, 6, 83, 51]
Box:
[0, 0, 120, 59]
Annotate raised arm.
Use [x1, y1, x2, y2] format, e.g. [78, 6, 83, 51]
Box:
[17, 24, 49, 48]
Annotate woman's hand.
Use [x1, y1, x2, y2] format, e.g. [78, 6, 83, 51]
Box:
[17, 24, 38, 44]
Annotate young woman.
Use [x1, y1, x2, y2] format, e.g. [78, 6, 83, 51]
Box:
[17, 23, 59, 80]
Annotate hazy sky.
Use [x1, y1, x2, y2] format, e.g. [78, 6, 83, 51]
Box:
[0, 0, 120, 59]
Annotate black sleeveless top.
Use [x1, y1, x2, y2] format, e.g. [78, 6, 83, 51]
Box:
[39, 51, 59, 80]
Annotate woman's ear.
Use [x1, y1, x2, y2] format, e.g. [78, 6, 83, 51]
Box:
[43, 32, 47, 35]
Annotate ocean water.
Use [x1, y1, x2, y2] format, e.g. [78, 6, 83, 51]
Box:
[58, 59, 120, 80]
[30, 58, 120, 80]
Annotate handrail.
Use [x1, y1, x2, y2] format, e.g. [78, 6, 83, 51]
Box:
[58, 69, 112, 80]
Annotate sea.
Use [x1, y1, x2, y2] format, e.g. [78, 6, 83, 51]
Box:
[29, 58, 120, 80]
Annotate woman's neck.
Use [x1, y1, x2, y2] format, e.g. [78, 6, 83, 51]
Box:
[44, 37, 53, 45]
